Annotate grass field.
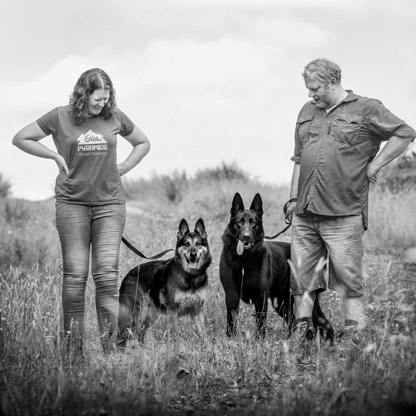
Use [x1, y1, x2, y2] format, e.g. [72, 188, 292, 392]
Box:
[1, 172, 416, 416]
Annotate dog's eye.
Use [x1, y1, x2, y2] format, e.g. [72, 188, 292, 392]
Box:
[195, 241, 201, 247]
[184, 241, 191, 247]
[234, 219, 244, 229]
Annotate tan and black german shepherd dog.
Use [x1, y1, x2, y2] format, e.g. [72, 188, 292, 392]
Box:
[220, 193, 334, 341]
[118, 218, 212, 346]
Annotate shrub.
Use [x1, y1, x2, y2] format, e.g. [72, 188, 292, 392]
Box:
[160, 170, 188, 203]
[0, 199, 58, 275]
[194, 161, 250, 182]
[378, 154, 416, 193]
[365, 187, 416, 252]
[0, 173, 12, 199]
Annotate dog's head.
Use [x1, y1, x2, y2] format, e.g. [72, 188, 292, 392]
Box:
[176, 218, 212, 274]
[227, 192, 264, 255]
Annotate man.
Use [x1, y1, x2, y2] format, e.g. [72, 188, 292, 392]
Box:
[287, 58, 415, 357]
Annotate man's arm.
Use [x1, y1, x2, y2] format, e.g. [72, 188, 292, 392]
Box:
[290, 162, 300, 199]
[367, 135, 414, 181]
[286, 162, 300, 221]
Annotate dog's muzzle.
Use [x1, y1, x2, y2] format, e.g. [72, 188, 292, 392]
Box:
[185, 252, 200, 268]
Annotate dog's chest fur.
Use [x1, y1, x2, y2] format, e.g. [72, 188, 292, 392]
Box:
[223, 241, 290, 303]
[232, 263, 270, 301]
[159, 274, 207, 317]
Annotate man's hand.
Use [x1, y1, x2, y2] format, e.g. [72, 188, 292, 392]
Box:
[367, 135, 415, 183]
[366, 162, 379, 183]
[285, 199, 297, 224]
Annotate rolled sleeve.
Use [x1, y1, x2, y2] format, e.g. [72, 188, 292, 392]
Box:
[368, 101, 416, 141]
[291, 117, 303, 164]
[291, 155, 301, 164]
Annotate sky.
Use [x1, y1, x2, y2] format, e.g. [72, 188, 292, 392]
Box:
[1, 0, 415, 200]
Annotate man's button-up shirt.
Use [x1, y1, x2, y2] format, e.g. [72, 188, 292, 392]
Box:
[291, 91, 416, 229]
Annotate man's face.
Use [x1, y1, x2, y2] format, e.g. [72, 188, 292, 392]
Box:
[305, 77, 336, 110]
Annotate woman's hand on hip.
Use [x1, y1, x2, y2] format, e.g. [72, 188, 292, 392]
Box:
[55, 154, 69, 174]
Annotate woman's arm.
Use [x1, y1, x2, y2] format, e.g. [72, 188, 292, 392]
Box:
[12, 121, 69, 174]
[118, 125, 151, 176]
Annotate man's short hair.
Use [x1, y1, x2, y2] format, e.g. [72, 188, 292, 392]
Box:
[302, 58, 342, 84]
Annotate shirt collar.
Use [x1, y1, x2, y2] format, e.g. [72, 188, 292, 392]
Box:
[318, 90, 358, 114]
[343, 90, 358, 103]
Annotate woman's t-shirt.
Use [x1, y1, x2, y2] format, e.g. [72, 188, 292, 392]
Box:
[37, 105, 135, 206]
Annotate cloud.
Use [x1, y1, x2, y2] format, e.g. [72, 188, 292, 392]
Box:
[2, 0, 415, 200]
[121, 0, 363, 10]
[1, 56, 91, 120]
[113, 11, 331, 102]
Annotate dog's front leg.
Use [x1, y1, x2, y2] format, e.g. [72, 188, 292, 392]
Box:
[225, 288, 240, 337]
[118, 292, 141, 347]
[166, 309, 179, 338]
[194, 312, 207, 340]
[254, 294, 268, 338]
[137, 301, 158, 343]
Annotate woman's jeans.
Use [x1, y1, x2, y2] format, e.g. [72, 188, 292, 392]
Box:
[56, 202, 126, 348]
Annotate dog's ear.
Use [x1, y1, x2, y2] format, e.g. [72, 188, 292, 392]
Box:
[195, 218, 207, 239]
[231, 192, 244, 217]
[250, 193, 263, 218]
[177, 218, 190, 239]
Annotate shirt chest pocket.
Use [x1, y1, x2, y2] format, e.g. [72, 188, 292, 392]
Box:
[296, 115, 314, 146]
[330, 114, 362, 146]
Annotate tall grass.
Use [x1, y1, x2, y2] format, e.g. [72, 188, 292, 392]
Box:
[365, 186, 416, 251]
[1, 169, 416, 415]
[0, 198, 60, 276]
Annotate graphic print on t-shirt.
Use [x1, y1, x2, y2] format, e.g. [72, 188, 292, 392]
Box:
[77, 129, 108, 156]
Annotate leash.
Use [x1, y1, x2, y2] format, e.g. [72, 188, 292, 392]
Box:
[122, 197, 297, 255]
[264, 198, 297, 240]
[121, 236, 174, 260]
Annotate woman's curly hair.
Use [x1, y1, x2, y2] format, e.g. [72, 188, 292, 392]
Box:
[69, 68, 117, 125]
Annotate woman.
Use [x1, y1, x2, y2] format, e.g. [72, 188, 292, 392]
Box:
[13, 68, 151, 360]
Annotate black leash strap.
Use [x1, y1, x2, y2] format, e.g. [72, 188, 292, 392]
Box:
[265, 198, 297, 240]
[121, 236, 174, 260]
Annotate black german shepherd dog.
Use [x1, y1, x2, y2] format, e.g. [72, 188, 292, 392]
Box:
[220, 193, 334, 341]
[118, 218, 212, 346]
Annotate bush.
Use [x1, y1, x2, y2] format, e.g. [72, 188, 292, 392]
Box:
[365, 187, 416, 252]
[160, 170, 188, 203]
[0, 199, 58, 275]
[194, 161, 250, 183]
[0, 173, 12, 198]
[123, 163, 251, 209]
[378, 154, 416, 193]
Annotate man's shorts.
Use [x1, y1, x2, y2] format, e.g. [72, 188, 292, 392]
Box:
[290, 213, 364, 298]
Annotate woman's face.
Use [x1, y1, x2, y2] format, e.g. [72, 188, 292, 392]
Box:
[87, 88, 110, 116]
